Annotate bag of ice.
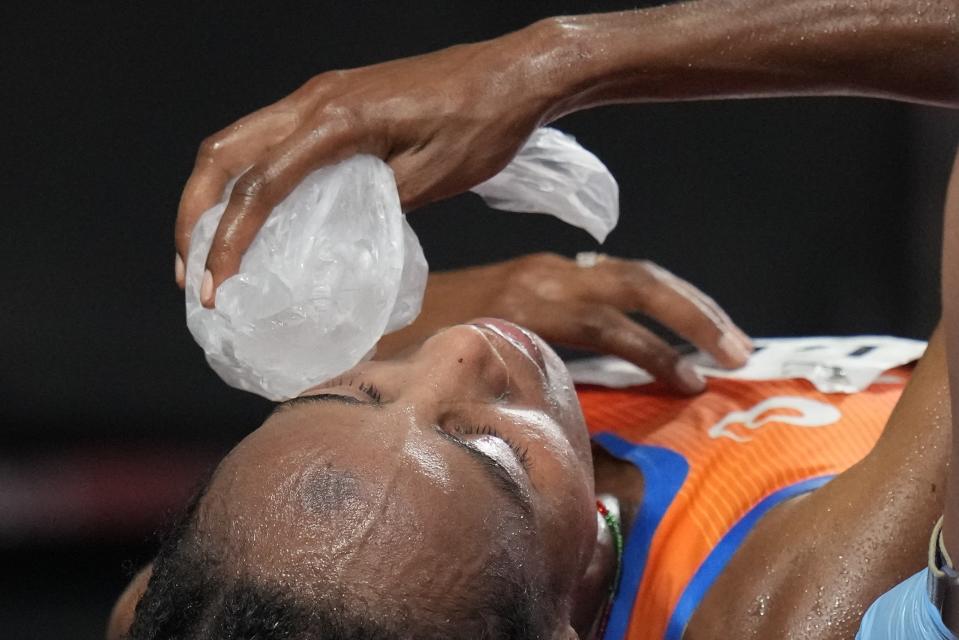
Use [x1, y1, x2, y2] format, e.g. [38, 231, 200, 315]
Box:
[184, 127, 619, 400]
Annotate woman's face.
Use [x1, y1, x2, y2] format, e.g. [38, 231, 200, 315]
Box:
[196, 319, 597, 624]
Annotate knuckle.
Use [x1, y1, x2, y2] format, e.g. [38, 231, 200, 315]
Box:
[627, 334, 676, 369]
[575, 306, 618, 343]
[300, 70, 345, 95]
[531, 251, 565, 265]
[233, 171, 269, 202]
[301, 73, 326, 92]
[631, 259, 660, 282]
[635, 284, 672, 312]
[628, 260, 666, 304]
[636, 258, 658, 271]
[622, 267, 662, 307]
[638, 258, 676, 285]
[517, 252, 564, 268]
[317, 69, 347, 83]
[575, 318, 605, 344]
[647, 350, 680, 375]
[196, 135, 225, 163]
[318, 101, 360, 129]
[513, 252, 567, 279]
[207, 233, 237, 267]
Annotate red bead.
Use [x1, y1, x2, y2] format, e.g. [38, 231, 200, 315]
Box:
[597, 500, 609, 517]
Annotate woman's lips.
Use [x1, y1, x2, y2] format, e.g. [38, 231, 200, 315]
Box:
[470, 318, 547, 374]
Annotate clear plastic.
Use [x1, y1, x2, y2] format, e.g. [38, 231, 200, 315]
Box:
[184, 156, 421, 400]
[471, 127, 619, 242]
[185, 127, 619, 400]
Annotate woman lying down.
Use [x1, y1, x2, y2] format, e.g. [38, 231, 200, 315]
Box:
[109, 191, 959, 640]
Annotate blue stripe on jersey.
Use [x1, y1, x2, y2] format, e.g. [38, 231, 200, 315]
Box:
[592, 433, 690, 640]
[664, 475, 835, 640]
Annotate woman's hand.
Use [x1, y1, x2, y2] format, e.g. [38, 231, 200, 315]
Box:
[376, 253, 752, 394]
[176, 21, 565, 305]
[175, 2, 959, 307]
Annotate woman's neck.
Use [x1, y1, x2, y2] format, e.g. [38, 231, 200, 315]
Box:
[592, 443, 645, 529]
[569, 444, 646, 637]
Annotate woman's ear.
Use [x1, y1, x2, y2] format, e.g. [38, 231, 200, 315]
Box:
[106, 562, 153, 640]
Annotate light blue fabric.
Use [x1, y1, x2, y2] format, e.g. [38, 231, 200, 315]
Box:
[857, 570, 958, 639]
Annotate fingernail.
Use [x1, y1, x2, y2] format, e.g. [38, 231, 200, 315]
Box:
[719, 332, 750, 365]
[676, 360, 706, 392]
[175, 254, 185, 285]
[201, 270, 214, 305]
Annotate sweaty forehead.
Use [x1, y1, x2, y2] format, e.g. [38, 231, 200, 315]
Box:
[298, 463, 365, 513]
[196, 401, 534, 594]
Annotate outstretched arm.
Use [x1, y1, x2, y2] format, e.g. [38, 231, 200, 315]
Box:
[687, 147, 959, 639]
[940, 151, 959, 602]
[177, 0, 959, 305]
[542, 0, 959, 120]
[687, 327, 953, 639]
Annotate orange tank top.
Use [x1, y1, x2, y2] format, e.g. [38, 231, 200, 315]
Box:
[579, 370, 908, 640]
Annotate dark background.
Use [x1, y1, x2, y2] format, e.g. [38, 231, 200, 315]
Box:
[3, 1, 958, 638]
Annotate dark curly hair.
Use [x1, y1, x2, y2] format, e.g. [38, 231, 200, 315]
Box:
[126, 484, 552, 639]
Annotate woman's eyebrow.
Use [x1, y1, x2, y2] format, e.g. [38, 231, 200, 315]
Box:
[273, 393, 373, 413]
[435, 430, 533, 518]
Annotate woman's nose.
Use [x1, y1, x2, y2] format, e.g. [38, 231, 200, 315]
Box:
[408, 325, 512, 404]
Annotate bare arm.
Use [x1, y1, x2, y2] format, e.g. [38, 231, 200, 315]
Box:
[543, 0, 959, 119]
[939, 151, 959, 595]
[687, 148, 959, 638]
[178, 0, 959, 303]
[688, 326, 952, 639]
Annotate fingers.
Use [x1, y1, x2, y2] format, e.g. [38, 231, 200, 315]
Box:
[199, 120, 357, 307]
[595, 259, 752, 369]
[175, 104, 301, 288]
[545, 301, 707, 395]
[175, 162, 231, 286]
[669, 275, 753, 351]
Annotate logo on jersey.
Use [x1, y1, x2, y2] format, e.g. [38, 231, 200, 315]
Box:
[707, 396, 842, 442]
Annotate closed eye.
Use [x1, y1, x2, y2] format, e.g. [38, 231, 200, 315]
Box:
[275, 393, 370, 412]
[435, 428, 533, 517]
[278, 377, 384, 410]
[451, 423, 532, 472]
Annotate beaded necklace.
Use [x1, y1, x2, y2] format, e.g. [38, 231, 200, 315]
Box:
[593, 499, 624, 639]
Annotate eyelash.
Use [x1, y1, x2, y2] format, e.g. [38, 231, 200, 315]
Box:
[324, 377, 383, 403]
[454, 423, 532, 471]
[325, 379, 530, 471]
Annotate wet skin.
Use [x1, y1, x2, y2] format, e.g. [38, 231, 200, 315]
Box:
[189, 321, 602, 637]
[147, 2, 959, 635]
[113, 321, 956, 640]
[112, 251, 758, 638]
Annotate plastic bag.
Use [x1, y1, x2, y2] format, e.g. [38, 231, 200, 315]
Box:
[471, 128, 619, 242]
[184, 156, 421, 401]
[185, 127, 619, 400]
[856, 570, 957, 639]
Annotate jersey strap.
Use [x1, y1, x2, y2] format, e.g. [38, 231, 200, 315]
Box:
[593, 434, 688, 640]
[664, 474, 833, 639]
